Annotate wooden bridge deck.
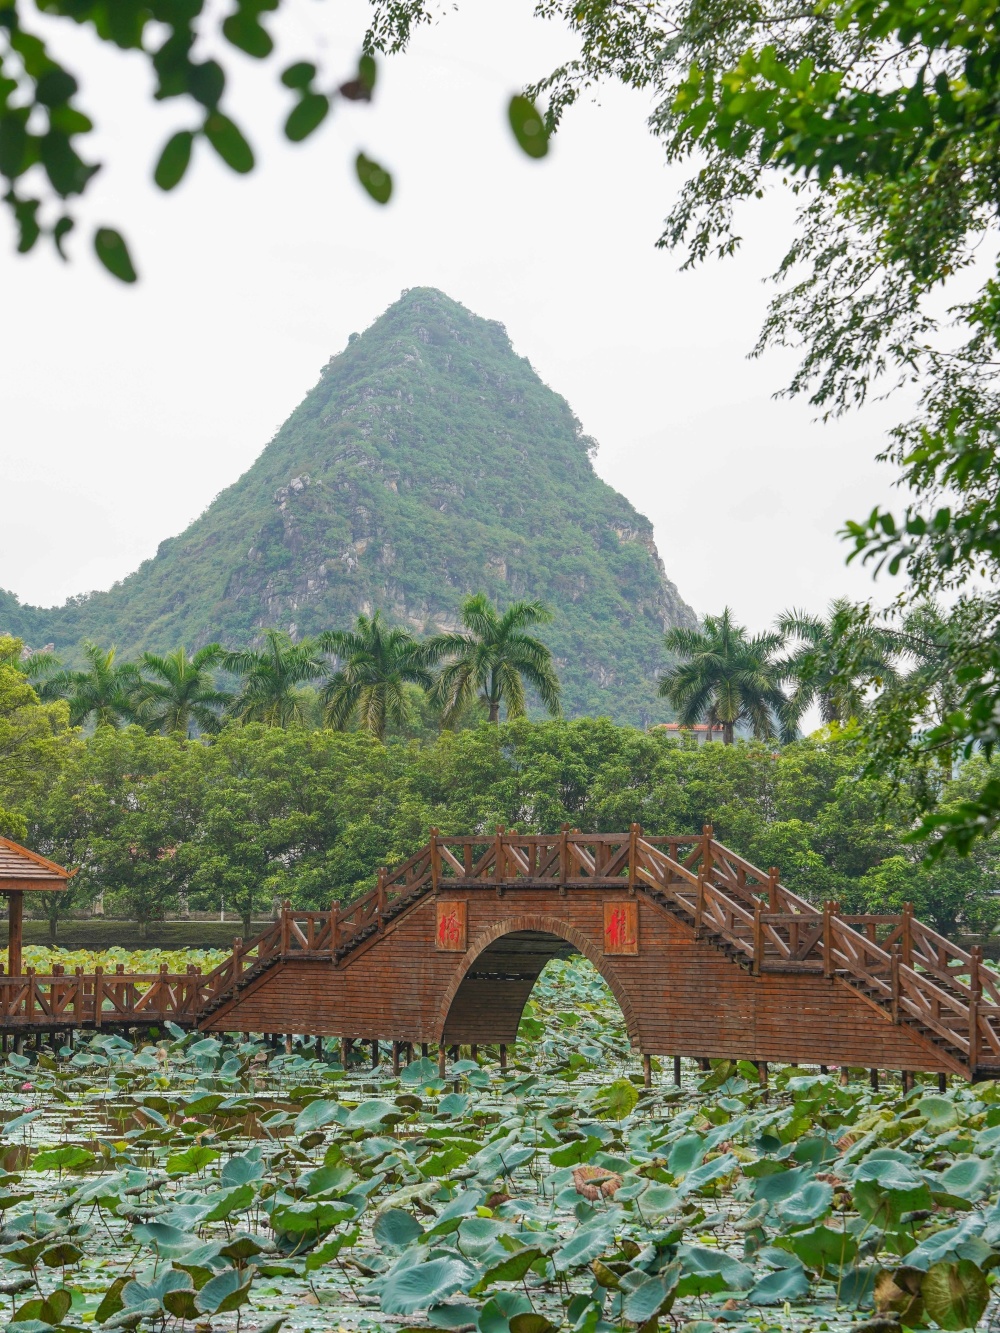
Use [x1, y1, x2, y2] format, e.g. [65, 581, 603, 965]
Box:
[3, 828, 998, 1080]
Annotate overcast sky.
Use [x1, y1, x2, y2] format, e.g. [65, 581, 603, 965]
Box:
[1, 0, 907, 634]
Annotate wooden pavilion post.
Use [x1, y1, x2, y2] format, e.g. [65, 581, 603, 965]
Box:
[6, 891, 23, 976]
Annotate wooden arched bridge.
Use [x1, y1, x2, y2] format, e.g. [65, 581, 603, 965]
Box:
[2, 829, 999, 1081]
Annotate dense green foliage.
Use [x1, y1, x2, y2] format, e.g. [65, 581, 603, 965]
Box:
[0, 290, 696, 725]
[9, 712, 999, 940]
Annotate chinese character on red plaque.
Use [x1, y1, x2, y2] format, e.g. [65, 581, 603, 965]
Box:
[436, 900, 467, 952]
[603, 900, 638, 954]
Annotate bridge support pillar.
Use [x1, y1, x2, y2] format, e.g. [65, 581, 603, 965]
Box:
[674, 1055, 682, 1086]
[938, 1072, 947, 1092]
[901, 1070, 914, 1094]
[392, 1042, 401, 1076]
[438, 1045, 447, 1078]
[756, 1061, 768, 1088]
[642, 1054, 652, 1089]
[840, 1067, 850, 1085]
[870, 1068, 879, 1091]
[284, 1034, 292, 1054]
[499, 1044, 507, 1073]
[371, 1040, 379, 1069]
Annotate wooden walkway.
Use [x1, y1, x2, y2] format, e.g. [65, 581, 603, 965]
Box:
[4, 828, 999, 1080]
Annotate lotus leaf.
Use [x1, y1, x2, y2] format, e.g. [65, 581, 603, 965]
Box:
[294, 1098, 347, 1135]
[622, 1271, 678, 1322]
[774, 1180, 833, 1227]
[938, 1157, 995, 1200]
[380, 1257, 477, 1314]
[667, 1134, 705, 1178]
[346, 1100, 403, 1129]
[478, 1291, 532, 1333]
[374, 1208, 424, 1249]
[921, 1259, 989, 1330]
[749, 1265, 810, 1304]
[917, 1094, 960, 1133]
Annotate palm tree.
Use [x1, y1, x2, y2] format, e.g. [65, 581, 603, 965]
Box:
[48, 643, 142, 728]
[427, 593, 561, 725]
[778, 599, 899, 725]
[136, 645, 231, 736]
[659, 608, 793, 744]
[318, 611, 433, 741]
[223, 630, 326, 727]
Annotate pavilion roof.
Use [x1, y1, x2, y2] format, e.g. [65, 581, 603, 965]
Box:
[0, 837, 74, 891]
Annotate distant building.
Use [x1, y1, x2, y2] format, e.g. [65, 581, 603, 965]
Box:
[652, 722, 726, 745]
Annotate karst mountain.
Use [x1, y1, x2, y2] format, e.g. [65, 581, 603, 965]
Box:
[1, 288, 696, 721]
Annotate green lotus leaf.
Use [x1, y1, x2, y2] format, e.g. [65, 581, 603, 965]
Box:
[921, 1260, 989, 1330]
[380, 1257, 477, 1314]
[373, 1208, 424, 1250]
[622, 1271, 679, 1322]
[749, 1266, 810, 1304]
[938, 1157, 995, 1201]
[294, 1099, 347, 1135]
[917, 1095, 960, 1134]
[774, 1180, 833, 1227]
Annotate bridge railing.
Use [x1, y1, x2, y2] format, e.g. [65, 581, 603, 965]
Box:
[0, 965, 205, 1027]
[691, 833, 1000, 1072]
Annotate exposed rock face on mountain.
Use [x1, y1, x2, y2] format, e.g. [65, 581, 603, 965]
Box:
[0, 288, 697, 722]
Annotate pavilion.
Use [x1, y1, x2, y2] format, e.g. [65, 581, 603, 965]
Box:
[0, 837, 75, 974]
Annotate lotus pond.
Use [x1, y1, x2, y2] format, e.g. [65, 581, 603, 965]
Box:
[1, 954, 999, 1333]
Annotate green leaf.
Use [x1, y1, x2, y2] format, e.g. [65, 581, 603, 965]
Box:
[749, 1266, 810, 1304]
[95, 1276, 128, 1323]
[32, 1145, 95, 1172]
[938, 1157, 994, 1200]
[380, 1258, 475, 1315]
[345, 1099, 400, 1129]
[204, 113, 254, 173]
[622, 1272, 678, 1322]
[282, 62, 317, 89]
[374, 1208, 424, 1250]
[167, 1144, 220, 1175]
[203, 1182, 254, 1221]
[921, 1260, 989, 1330]
[304, 1226, 358, 1271]
[355, 152, 392, 204]
[549, 1136, 602, 1167]
[594, 1078, 638, 1120]
[474, 1246, 544, 1289]
[154, 131, 194, 190]
[294, 1098, 345, 1135]
[509, 1316, 558, 1333]
[508, 95, 549, 159]
[917, 1094, 959, 1133]
[93, 228, 137, 283]
[784, 1224, 857, 1273]
[774, 1180, 833, 1226]
[286, 94, 330, 143]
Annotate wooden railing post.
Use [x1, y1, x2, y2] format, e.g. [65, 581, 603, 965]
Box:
[902, 901, 913, 967]
[970, 944, 983, 1072]
[331, 903, 340, 955]
[701, 824, 713, 879]
[767, 867, 779, 912]
[628, 823, 639, 895]
[280, 901, 291, 954]
[377, 869, 387, 927]
[25, 966, 35, 1021]
[559, 823, 569, 885]
[495, 826, 505, 883]
[752, 900, 762, 975]
[429, 827, 440, 891]
[890, 945, 901, 1024]
[822, 902, 833, 978]
[93, 965, 104, 1029]
[694, 871, 705, 939]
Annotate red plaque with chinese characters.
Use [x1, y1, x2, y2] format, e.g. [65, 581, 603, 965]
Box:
[603, 900, 638, 954]
[435, 900, 467, 952]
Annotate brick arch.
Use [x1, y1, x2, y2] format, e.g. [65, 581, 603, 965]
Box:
[433, 912, 640, 1045]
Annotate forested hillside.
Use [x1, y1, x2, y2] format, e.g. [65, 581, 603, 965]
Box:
[0, 289, 695, 722]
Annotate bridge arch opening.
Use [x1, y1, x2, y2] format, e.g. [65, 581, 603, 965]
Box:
[437, 918, 638, 1049]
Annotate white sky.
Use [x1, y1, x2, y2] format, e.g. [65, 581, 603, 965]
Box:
[0, 0, 908, 635]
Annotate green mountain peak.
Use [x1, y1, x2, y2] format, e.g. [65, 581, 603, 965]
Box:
[1, 286, 696, 721]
